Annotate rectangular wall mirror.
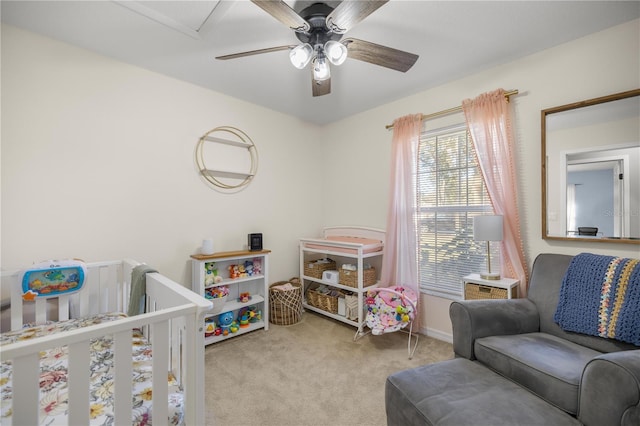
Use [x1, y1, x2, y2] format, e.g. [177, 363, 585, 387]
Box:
[542, 89, 640, 244]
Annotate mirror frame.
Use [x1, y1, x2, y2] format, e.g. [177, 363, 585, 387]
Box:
[541, 88, 640, 244]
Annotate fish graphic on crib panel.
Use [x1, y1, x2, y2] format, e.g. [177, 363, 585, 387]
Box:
[20, 260, 86, 300]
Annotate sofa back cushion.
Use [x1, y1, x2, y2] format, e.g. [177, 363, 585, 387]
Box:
[528, 253, 637, 353]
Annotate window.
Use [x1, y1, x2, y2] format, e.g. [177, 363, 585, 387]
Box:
[416, 124, 496, 299]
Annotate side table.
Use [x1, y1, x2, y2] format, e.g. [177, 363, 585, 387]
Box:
[463, 274, 519, 300]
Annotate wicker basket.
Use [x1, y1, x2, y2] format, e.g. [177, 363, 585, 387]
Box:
[269, 278, 303, 326]
[339, 267, 377, 288]
[465, 283, 513, 300]
[304, 259, 337, 279]
[306, 285, 343, 314]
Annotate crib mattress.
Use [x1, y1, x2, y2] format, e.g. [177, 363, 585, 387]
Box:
[0, 312, 184, 425]
[304, 236, 383, 254]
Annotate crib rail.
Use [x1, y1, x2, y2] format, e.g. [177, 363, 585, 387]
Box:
[0, 259, 212, 426]
[2, 306, 193, 425]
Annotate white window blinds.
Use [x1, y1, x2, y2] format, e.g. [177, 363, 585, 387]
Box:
[417, 124, 496, 299]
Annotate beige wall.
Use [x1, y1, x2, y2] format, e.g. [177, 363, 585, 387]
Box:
[2, 20, 639, 341]
[1, 25, 326, 286]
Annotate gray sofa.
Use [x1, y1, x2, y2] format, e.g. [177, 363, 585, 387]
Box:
[386, 253, 640, 425]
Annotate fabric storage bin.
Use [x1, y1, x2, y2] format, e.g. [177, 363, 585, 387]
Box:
[304, 259, 337, 279]
[269, 278, 303, 325]
[339, 267, 377, 287]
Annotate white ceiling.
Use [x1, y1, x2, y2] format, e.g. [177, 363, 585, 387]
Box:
[2, 1, 639, 125]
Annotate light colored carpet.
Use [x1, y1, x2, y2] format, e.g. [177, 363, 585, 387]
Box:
[204, 312, 453, 426]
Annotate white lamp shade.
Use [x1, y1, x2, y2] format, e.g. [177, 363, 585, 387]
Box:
[289, 43, 313, 69]
[312, 57, 330, 81]
[473, 215, 503, 241]
[324, 40, 348, 65]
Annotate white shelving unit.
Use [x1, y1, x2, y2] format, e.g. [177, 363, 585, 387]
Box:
[191, 249, 270, 345]
[299, 227, 384, 334]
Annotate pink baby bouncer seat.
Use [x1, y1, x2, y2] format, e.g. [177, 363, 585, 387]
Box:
[364, 286, 419, 359]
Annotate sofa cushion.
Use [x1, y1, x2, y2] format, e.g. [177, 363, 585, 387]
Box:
[475, 332, 601, 415]
[385, 358, 581, 425]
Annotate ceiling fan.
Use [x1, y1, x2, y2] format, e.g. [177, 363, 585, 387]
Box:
[216, 0, 419, 97]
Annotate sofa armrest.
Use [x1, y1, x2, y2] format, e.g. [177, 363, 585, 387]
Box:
[578, 350, 640, 426]
[449, 299, 540, 359]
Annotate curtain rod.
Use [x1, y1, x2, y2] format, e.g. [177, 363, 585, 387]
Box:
[385, 89, 519, 130]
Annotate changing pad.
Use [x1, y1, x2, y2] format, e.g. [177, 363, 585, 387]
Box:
[304, 235, 383, 254]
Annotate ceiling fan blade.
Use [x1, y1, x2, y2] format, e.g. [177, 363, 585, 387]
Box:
[251, 0, 310, 32]
[312, 74, 331, 97]
[326, 0, 388, 34]
[342, 38, 418, 72]
[216, 45, 294, 60]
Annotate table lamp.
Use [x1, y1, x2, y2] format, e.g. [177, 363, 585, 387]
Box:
[473, 215, 503, 280]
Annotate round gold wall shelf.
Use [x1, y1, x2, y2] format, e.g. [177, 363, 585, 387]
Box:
[195, 126, 258, 190]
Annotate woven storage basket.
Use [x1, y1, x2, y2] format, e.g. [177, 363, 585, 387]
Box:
[304, 259, 337, 279]
[306, 285, 342, 314]
[269, 278, 303, 326]
[339, 267, 377, 288]
[465, 283, 513, 300]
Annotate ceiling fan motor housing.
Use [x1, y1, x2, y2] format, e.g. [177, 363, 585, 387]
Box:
[295, 2, 343, 48]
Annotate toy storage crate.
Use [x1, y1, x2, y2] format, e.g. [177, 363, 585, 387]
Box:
[464, 283, 515, 300]
[269, 278, 303, 326]
[339, 267, 377, 288]
[306, 284, 343, 314]
[304, 259, 337, 279]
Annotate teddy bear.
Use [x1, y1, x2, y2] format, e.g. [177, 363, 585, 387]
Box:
[252, 258, 262, 275]
[244, 260, 254, 276]
[228, 264, 240, 279]
[205, 262, 218, 285]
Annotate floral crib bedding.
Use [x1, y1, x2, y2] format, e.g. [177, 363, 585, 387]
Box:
[0, 312, 184, 425]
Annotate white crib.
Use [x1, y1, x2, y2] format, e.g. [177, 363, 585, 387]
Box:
[0, 259, 212, 425]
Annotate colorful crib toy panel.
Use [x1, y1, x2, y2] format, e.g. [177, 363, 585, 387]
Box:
[21, 260, 87, 300]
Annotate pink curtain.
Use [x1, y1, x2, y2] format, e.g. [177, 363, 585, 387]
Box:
[462, 89, 528, 296]
[380, 114, 422, 301]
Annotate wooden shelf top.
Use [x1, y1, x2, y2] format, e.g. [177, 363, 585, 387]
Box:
[191, 249, 271, 260]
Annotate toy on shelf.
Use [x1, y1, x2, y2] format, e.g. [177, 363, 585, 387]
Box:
[228, 264, 240, 279]
[238, 263, 248, 277]
[244, 260, 254, 276]
[237, 306, 262, 328]
[238, 292, 251, 303]
[205, 285, 229, 300]
[252, 258, 262, 275]
[205, 262, 223, 285]
[204, 318, 216, 337]
[218, 311, 239, 336]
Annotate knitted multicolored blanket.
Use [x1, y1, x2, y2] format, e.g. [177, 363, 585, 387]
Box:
[554, 253, 640, 346]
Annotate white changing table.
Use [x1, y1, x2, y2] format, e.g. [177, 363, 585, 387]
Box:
[299, 226, 385, 335]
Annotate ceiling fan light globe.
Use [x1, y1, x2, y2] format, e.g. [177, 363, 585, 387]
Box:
[289, 43, 313, 69]
[324, 40, 348, 66]
[313, 57, 331, 81]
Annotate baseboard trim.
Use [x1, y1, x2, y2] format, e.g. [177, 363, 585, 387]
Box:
[419, 326, 453, 344]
